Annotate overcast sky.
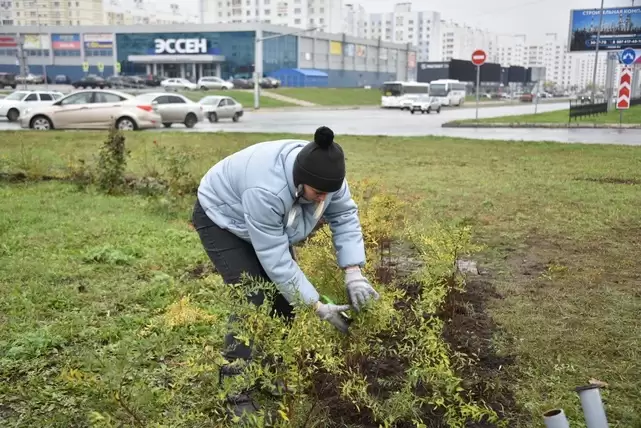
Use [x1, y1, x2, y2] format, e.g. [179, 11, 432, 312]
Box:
[363, 0, 636, 43]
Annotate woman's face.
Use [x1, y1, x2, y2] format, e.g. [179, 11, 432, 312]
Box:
[302, 185, 328, 203]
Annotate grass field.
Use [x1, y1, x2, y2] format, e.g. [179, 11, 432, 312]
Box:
[452, 104, 641, 125]
[265, 88, 383, 105]
[178, 89, 296, 108]
[2, 131, 641, 426]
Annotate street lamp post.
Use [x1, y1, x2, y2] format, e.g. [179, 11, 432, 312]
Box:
[253, 26, 320, 110]
[590, 0, 605, 102]
[33, 0, 48, 89]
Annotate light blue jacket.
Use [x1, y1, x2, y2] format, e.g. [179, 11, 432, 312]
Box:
[197, 139, 366, 305]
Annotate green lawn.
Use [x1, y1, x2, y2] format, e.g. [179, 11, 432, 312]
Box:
[2, 131, 641, 426]
[452, 104, 641, 125]
[265, 88, 383, 105]
[178, 89, 296, 108]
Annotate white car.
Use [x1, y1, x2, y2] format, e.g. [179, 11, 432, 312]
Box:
[410, 95, 442, 114]
[0, 90, 64, 122]
[197, 76, 234, 90]
[161, 78, 198, 91]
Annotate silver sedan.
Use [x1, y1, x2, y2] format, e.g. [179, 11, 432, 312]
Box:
[198, 95, 244, 123]
[135, 93, 205, 128]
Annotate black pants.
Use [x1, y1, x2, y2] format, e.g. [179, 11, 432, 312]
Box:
[192, 198, 295, 362]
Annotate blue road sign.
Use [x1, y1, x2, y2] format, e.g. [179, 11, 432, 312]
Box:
[621, 48, 636, 65]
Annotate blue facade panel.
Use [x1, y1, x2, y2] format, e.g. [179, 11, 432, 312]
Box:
[115, 31, 297, 80]
[0, 64, 113, 81]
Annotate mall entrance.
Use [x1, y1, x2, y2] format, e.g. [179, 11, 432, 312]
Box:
[144, 63, 222, 80]
[127, 53, 226, 80]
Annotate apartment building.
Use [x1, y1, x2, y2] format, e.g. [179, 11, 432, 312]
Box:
[342, 2, 365, 38]
[0, 0, 104, 26]
[570, 53, 614, 90]
[105, 0, 200, 25]
[363, 2, 440, 62]
[201, 0, 344, 34]
[440, 20, 498, 64]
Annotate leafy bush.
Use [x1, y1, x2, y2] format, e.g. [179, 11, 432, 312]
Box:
[96, 125, 129, 194]
[192, 181, 501, 428]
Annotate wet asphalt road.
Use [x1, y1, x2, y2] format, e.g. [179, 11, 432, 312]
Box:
[1, 100, 641, 145]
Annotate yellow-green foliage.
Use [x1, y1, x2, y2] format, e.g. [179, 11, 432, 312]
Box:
[202, 180, 502, 427]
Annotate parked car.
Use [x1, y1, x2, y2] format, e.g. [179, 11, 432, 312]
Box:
[123, 75, 147, 88]
[72, 75, 111, 89]
[198, 95, 244, 123]
[0, 90, 63, 122]
[54, 74, 71, 84]
[520, 93, 534, 102]
[15, 73, 45, 84]
[20, 89, 162, 131]
[161, 78, 198, 91]
[197, 76, 234, 90]
[135, 92, 204, 128]
[0, 72, 17, 89]
[259, 77, 280, 89]
[229, 78, 254, 89]
[410, 95, 442, 114]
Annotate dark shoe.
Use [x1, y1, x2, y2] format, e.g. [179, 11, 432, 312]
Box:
[220, 363, 278, 426]
[226, 391, 278, 426]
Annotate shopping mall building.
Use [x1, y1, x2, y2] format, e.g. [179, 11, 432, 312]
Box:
[0, 23, 416, 87]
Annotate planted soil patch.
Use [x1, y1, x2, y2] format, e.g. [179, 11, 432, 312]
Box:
[440, 274, 518, 427]
[304, 252, 513, 427]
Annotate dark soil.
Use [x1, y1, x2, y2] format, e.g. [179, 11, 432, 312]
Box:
[305, 246, 517, 428]
[440, 274, 519, 427]
[576, 176, 640, 185]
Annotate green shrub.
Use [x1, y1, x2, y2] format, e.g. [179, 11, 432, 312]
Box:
[96, 126, 129, 194]
[128, 180, 500, 428]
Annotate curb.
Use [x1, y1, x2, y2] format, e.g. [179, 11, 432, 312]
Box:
[441, 122, 641, 129]
[249, 105, 377, 112]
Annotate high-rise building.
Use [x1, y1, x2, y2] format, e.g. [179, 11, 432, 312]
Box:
[201, 0, 344, 34]
[342, 2, 366, 38]
[570, 52, 612, 90]
[363, 2, 440, 62]
[525, 33, 573, 88]
[105, 0, 200, 25]
[440, 20, 497, 63]
[1, 0, 105, 26]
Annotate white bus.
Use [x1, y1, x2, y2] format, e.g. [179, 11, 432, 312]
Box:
[429, 79, 467, 106]
[381, 81, 430, 108]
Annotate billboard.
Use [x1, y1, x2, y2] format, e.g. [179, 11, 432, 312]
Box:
[417, 62, 449, 82]
[52, 33, 81, 50]
[569, 7, 641, 52]
[84, 33, 113, 49]
[407, 52, 416, 68]
[23, 34, 51, 50]
[0, 35, 17, 48]
[508, 66, 526, 83]
[330, 41, 342, 55]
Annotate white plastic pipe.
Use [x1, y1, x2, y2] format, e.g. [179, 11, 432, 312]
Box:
[576, 385, 609, 428]
[543, 409, 571, 428]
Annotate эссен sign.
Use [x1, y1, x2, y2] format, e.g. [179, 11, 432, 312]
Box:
[154, 38, 207, 54]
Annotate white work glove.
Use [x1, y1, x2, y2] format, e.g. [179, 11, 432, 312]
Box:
[315, 301, 352, 334]
[344, 267, 380, 312]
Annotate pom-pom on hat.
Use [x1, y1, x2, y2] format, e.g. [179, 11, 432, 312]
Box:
[293, 126, 346, 193]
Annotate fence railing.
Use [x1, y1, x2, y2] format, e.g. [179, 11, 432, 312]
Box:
[568, 98, 608, 121]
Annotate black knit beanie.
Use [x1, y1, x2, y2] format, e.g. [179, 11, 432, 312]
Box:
[293, 126, 346, 193]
